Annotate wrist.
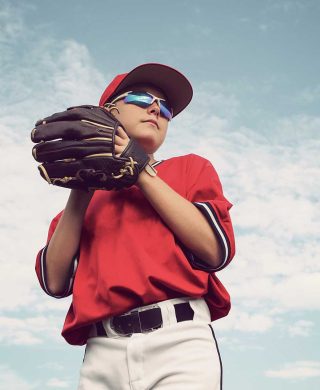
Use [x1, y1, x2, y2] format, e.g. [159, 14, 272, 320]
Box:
[137, 166, 157, 188]
[68, 189, 94, 210]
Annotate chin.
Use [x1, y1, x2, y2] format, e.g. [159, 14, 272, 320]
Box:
[135, 139, 159, 154]
[132, 133, 157, 148]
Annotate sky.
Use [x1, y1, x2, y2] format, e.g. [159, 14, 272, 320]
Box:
[0, 0, 319, 389]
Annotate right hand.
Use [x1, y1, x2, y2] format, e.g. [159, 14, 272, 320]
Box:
[115, 126, 130, 157]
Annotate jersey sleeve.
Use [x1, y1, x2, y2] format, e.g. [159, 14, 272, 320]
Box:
[184, 154, 236, 272]
[35, 211, 79, 298]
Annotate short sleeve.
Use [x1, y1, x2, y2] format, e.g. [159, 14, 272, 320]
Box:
[35, 211, 79, 298]
[185, 154, 236, 272]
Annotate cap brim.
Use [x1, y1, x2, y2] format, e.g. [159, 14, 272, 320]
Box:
[110, 63, 193, 117]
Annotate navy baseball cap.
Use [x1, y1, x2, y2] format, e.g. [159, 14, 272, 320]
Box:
[98, 63, 193, 118]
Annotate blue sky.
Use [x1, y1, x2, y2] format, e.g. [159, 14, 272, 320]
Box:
[0, 0, 319, 389]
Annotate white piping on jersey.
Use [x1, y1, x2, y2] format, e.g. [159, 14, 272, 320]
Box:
[151, 160, 163, 167]
[67, 257, 78, 295]
[194, 202, 229, 270]
[40, 247, 51, 296]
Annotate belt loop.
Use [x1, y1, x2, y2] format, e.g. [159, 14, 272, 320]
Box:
[174, 302, 195, 322]
[96, 321, 107, 337]
[189, 298, 211, 322]
[161, 301, 172, 327]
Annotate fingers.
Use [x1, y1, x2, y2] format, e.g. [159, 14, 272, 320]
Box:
[115, 143, 128, 157]
[114, 144, 122, 157]
[115, 135, 128, 146]
[115, 127, 129, 157]
[114, 132, 130, 157]
[117, 126, 129, 140]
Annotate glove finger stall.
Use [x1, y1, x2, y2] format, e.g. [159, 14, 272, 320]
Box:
[32, 120, 115, 143]
[35, 105, 120, 129]
[33, 139, 114, 162]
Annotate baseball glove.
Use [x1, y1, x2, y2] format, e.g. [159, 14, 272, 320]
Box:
[31, 105, 149, 191]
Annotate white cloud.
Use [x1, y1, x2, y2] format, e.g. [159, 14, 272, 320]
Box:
[0, 26, 107, 314]
[224, 270, 320, 312]
[0, 315, 63, 345]
[274, 273, 320, 310]
[46, 378, 70, 388]
[0, 134, 68, 311]
[0, 365, 36, 390]
[166, 109, 320, 319]
[177, 113, 320, 317]
[33, 296, 72, 313]
[193, 84, 240, 120]
[1, 38, 106, 127]
[0, 12, 113, 352]
[265, 361, 320, 379]
[37, 362, 64, 371]
[273, 114, 320, 143]
[0, 18, 105, 343]
[214, 308, 274, 333]
[217, 335, 265, 351]
[288, 320, 314, 337]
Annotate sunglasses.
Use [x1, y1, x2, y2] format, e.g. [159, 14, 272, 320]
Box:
[109, 91, 173, 121]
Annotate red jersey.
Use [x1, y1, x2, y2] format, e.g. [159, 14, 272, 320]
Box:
[35, 153, 235, 345]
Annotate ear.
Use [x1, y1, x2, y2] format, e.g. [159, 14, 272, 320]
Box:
[103, 103, 120, 115]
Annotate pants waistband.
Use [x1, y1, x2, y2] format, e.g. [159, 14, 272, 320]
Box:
[88, 297, 211, 339]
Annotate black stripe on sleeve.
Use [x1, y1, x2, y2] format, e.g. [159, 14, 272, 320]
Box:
[192, 201, 231, 271]
[40, 245, 78, 298]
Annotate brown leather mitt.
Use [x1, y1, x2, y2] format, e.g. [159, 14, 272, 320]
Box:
[31, 105, 149, 191]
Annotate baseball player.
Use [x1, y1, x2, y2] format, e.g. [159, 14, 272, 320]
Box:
[33, 63, 235, 389]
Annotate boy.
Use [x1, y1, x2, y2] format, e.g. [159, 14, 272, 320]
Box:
[35, 63, 235, 389]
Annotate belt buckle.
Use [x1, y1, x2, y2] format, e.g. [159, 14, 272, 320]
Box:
[110, 304, 162, 336]
[110, 309, 139, 337]
[139, 304, 163, 334]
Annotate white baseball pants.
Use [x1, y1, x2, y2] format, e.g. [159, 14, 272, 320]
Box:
[78, 297, 223, 390]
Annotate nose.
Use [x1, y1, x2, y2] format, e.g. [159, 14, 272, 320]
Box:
[147, 101, 160, 117]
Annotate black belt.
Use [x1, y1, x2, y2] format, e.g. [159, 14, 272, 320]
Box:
[95, 302, 195, 337]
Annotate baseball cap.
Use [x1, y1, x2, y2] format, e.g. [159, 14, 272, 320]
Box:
[98, 63, 193, 118]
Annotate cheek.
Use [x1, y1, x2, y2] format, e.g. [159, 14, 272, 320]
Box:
[116, 105, 140, 133]
[119, 118, 135, 137]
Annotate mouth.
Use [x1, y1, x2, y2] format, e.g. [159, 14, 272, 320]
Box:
[143, 119, 159, 129]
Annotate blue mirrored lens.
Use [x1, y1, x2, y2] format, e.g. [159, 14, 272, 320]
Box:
[124, 92, 172, 120]
[124, 94, 152, 106]
[160, 104, 172, 120]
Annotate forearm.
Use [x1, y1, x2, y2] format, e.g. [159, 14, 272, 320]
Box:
[137, 171, 223, 268]
[46, 189, 93, 294]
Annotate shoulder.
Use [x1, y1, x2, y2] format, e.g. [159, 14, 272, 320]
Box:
[156, 154, 220, 191]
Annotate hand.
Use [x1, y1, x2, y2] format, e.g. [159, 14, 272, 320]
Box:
[31, 105, 148, 191]
[115, 126, 130, 157]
